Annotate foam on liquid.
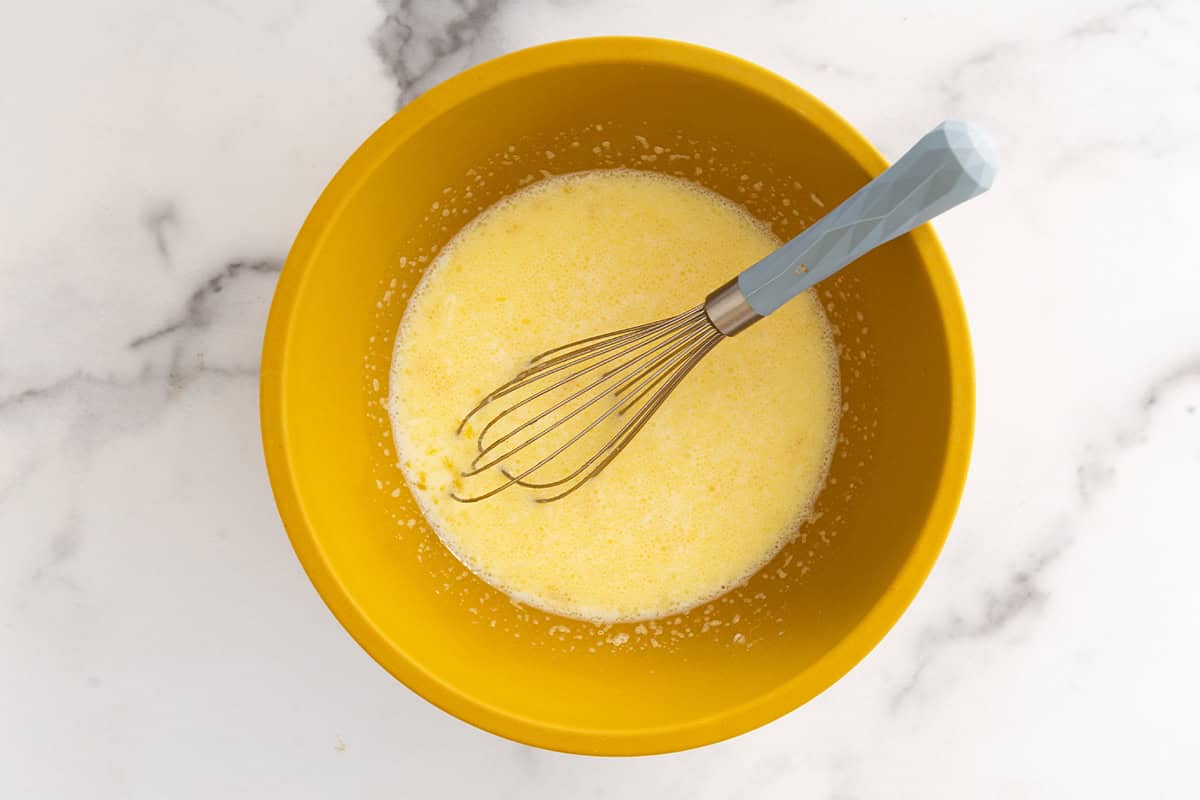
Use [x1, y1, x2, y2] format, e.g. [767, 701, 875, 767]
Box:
[389, 170, 840, 623]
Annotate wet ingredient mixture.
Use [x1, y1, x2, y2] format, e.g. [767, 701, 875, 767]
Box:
[389, 169, 840, 622]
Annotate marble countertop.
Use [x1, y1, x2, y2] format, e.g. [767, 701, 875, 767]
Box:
[3, 0, 1198, 796]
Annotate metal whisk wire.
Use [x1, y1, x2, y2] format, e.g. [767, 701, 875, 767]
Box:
[451, 305, 723, 503]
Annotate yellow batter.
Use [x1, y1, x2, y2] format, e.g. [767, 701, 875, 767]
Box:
[389, 170, 839, 622]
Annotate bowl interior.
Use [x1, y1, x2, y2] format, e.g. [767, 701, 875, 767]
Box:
[264, 39, 969, 754]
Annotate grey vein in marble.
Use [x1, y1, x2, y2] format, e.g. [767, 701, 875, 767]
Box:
[1064, 0, 1163, 39]
[891, 353, 1200, 710]
[372, 0, 505, 108]
[125, 259, 281, 393]
[128, 259, 281, 350]
[889, 534, 1066, 710]
[0, 257, 279, 518]
[0, 255, 279, 423]
[142, 201, 179, 265]
[31, 513, 82, 587]
[939, 0, 1174, 117]
[0, 372, 84, 414]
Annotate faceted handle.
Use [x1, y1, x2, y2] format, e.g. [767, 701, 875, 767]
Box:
[737, 120, 998, 316]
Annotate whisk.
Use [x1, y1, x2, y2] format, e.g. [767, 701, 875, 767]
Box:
[452, 121, 997, 503]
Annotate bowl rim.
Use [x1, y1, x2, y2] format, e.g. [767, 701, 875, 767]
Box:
[260, 35, 975, 756]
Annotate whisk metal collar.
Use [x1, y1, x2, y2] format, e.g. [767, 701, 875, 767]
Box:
[703, 278, 761, 336]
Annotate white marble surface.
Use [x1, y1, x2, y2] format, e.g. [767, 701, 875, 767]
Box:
[3, 0, 1198, 795]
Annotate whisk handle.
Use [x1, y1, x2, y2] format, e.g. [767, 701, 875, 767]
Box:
[736, 120, 997, 318]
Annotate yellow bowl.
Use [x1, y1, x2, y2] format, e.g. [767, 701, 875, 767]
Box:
[261, 37, 973, 755]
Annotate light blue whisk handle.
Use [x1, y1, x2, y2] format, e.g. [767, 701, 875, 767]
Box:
[736, 120, 998, 317]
